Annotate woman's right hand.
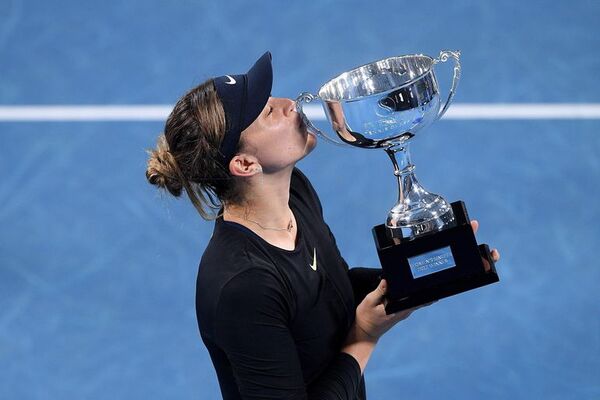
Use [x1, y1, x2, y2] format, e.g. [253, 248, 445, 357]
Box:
[352, 279, 435, 343]
[341, 279, 435, 373]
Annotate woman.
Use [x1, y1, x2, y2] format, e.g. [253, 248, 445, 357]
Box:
[146, 52, 501, 399]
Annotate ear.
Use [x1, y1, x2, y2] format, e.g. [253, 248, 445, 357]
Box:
[228, 154, 262, 177]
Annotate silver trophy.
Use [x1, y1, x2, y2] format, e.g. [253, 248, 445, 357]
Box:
[296, 51, 499, 313]
[296, 50, 461, 238]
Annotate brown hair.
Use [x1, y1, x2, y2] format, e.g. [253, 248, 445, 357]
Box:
[145, 79, 245, 219]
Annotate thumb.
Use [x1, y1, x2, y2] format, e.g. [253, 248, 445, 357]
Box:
[363, 278, 387, 306]
[470, 219, 479, 234]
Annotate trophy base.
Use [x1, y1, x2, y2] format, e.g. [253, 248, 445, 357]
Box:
[372, 201, 499, 314]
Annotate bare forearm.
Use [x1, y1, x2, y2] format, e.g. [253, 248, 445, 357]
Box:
[340, 323, 378, 374]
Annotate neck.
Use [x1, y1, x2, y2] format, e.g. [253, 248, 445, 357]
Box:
[224, 166, 294, 228]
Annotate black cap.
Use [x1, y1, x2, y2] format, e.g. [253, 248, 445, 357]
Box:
[214, 51, 273, 168]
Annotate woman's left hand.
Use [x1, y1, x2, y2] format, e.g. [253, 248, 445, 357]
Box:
[470, 219, 501, 262]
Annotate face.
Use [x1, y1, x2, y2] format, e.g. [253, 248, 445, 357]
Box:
[233, 97, 317, 174]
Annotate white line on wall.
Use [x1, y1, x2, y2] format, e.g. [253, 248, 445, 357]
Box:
[0, 104, 599, 121]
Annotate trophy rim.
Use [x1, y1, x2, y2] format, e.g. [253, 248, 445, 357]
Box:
[318, 53, 435, 102]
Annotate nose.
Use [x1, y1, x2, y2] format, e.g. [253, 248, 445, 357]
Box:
[270, 97, 296, 117]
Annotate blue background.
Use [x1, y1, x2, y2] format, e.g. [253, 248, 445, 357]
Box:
[1, 0, 599, 398]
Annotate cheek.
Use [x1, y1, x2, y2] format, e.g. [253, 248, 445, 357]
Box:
[255, 135, 294, 165]
[255, 125, 311, 167]
[277, 127, 304, 153]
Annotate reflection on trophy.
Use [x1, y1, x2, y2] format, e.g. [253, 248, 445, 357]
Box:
[296, 50, 499, 314]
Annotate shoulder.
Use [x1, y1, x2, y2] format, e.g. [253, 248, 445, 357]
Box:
[217, 267, 288, 315]
[197, 231, 279, 294]
[196, 238, 292, 332]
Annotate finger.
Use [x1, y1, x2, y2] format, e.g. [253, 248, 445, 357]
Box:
[396, 302, 434, 317]
[363, 279, 387, 307]
[376, 303, 389, 316]
[491, 248, 500, 261]
[386, 308, 413, 320]
[470, 220, 479, 234]
[377, 279, 387, 296]
[392, 309, 413, 321]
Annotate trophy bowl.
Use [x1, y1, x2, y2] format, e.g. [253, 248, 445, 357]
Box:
[298, 52, 458, 149]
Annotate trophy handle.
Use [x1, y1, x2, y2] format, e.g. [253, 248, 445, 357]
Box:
[295, 92, 346, 146]
[433, 50, 461, 120]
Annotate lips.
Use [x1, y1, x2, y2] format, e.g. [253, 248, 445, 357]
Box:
[293, 108, 314, 137]
[295, 112, 305, 129]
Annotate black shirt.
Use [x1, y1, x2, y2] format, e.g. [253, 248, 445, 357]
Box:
[196, 168, 382, 400]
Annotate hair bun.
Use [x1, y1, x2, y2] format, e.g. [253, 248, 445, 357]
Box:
[145, 135, 183, 197]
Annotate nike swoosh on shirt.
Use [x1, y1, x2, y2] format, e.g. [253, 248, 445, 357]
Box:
[309, 248, 317, 271]
[224, 75, 236, 85]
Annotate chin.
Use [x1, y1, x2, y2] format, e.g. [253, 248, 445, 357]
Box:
[305, 132, 317, 154]
[294, 135, 317, 163]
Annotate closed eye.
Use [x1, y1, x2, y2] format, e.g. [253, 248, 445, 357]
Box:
[267, 106, 273, 116]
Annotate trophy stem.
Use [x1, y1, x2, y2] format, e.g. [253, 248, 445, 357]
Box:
[385, 144, 414, 207]
[385, 144, 456, 240]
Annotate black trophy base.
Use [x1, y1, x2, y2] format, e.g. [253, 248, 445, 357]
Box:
[372, 201, 499, 314]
